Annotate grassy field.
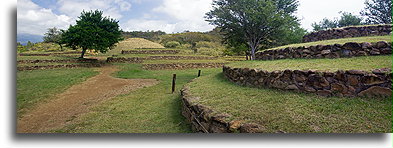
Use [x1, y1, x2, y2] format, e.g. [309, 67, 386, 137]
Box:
[227, 55, 392, 72]
[143, 59, 227, 64]
[53, 64, 221, 133]
[267, 35, 391, 51]
[186, 72, 392, 133]
[17, 68, 99, 117]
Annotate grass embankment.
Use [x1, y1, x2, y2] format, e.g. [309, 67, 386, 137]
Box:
[227, 55, 392, 72]
[17, 68, 99, 116]
[267, 35, 391, 51]
[54, 64, 221, 133]
[143, 59, 227, 64]
[187, 72, 392, 133]
[17, 56, 75, 61]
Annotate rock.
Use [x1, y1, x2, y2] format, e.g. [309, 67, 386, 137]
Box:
[343, 42, 361, 50]
[347, 70, 367, 75]
[229, 120, 243, 131]
[362, 74, 384, 85]
[321, 50, 331, 55]
[239, 123, 265, 133]
[370, 49, 380, 55]
[317, 90, 332, 97]
[361, 42, 372, 49]
[331, 83, 347, 93]
[341, 49, 352, 57]
[304, 86, 316, 92]
[358, 86, 391, 97]
[355, 51, 367, 56]
[271, 80, 288, 89]
[334, 70, 346, 81]
[211, 113, 231, 124]
[347, 75, 359, 86]
[380, 48, 392, 54]
[294, 74, 307, 82]
[375, 41, 388, 48]
[285, 84, 299, 90]
[372, 68, 392, 75]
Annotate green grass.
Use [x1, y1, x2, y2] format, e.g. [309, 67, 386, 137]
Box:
[54, 64, 221, 133]
[17, 68, 99, 116]
[267, 35, 391, 51]
[117, 54, 215, 58]
[17, 56, 76, 61]
[186, 72, 392, 133]
[227, 55, 392, 72]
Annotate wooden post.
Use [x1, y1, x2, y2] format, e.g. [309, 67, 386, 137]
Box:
[172, 74, 176, 93]
[198, 70, 201, 77]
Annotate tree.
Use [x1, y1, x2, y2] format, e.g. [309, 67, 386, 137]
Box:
[43, 27, 63, 50]
[206, 0, 299, 60]
[61, 10, 123, 58]
[361, 0, 392, 24]
[312, 12, 365, 31]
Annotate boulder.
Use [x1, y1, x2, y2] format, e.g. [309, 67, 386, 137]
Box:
[358, 86, 391, 97]
[239, 123, 265, 133]
[321, 50, 331, 55]
[375, 41, 388, 48]
[343, 42, 361, 50]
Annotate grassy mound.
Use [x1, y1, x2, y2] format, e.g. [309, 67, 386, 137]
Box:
[186, 72, 391, 133]
[227, 55, 391, 72]
[115, 38, 165, 49]
[267, 35, 391, 51]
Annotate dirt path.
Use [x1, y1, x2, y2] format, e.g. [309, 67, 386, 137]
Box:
[17, 66, 159, 133]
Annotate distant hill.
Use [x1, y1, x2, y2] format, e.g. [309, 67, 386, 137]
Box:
[17, 33, 43, 45]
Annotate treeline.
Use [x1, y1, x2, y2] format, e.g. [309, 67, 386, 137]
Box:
[121, 30, 166, 41]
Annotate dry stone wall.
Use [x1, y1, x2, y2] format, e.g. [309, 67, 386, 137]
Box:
[143, 63, 225, 70]
[181, 86, 266, 133]
[146, 56, 217, 60]
[18, 51, 81, 56]
[255, 41, 392, 60]
[303, 24, 392, 42]
[106, 57, 143, 63]
[121, 50, 180, 54]
[223, 66, 392, 98]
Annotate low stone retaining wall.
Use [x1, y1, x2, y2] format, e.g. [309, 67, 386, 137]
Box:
[146, 56, 217, 60]
[106, 57, 143, 63]
[255, 41, 392, 60]
[181, 86, 265, 133]
[143, 63, 225, 70]
[223, 66, 392, 98]
[121, 50, 180, 54]
[18, 51, 81, 56]
[17, 63, 104, 71]
[17, 58, 98, 64]
[303, 24, 392, 42]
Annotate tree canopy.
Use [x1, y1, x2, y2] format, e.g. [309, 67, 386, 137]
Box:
[61, 10, 123, 58]
[361, 0, 392, 24]
[43, 27, 63, 50]
[205, 0, 300, 60]
[312, 12, 365, 31]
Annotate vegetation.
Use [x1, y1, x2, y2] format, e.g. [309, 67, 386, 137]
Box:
[114, 38, 165, 50]
[187, 73, 391, 133]
[206, 0, 302, 60]
[227, 55, 391, 72]
[312, 12, 365, 31]
[61, 10, 123, 58]
[361, 0, 392, 24]
[17, 68, 99, 116]
[54, 64, 221, 133]
[43, 27, 63, 50]
[265, 35, 391, 50]
[164, 41, 181, 48]
[121, 30, 166, 42]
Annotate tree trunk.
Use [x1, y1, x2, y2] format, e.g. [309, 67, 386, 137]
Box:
[250, 46, 256, 60]
[80, 48, 87, 58]
[58, 43, 63, 51]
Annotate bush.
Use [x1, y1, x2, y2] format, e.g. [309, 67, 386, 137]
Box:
[164, 41, 181, 48]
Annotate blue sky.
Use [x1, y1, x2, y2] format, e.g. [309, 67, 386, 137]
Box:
[17, 0, 367, 37]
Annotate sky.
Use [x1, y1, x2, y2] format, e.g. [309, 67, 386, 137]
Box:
[17, 0, 367, 37]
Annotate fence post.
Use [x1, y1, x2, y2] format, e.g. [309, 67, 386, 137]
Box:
[198, 70, 201, 77]
[172, 74, 176, 93]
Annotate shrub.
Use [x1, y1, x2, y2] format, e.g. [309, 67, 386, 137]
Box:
[164, 41, 181, 48]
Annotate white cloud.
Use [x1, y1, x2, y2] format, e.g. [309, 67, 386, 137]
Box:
[57, 0, 132, 20]
[17, 0, 72, 35]
[122, 0, 214, 33]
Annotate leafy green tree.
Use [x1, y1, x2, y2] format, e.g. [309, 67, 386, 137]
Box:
[312, 12, 365, 31]
[61, 10, 123, 58]
[312, 18, 338, 31]
[43, 27, 63, 50]
[361, 0, 392, 24]
[206, 0, 299, 60]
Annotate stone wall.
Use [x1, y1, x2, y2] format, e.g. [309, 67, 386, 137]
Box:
[106, 57, 143, 63]
[181, 86, 266, 133]
[143, 63, 225, 70]
[303, 24, 392, 42]
[223, 66, 392, 98]
[146, 56, 217, 60]
[255, 41, 392, 60]
[18, 51, 81, 56]
[17, 58, 98, 64]
[121, 50, 180, 54]
[17, 63, 104, 71]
